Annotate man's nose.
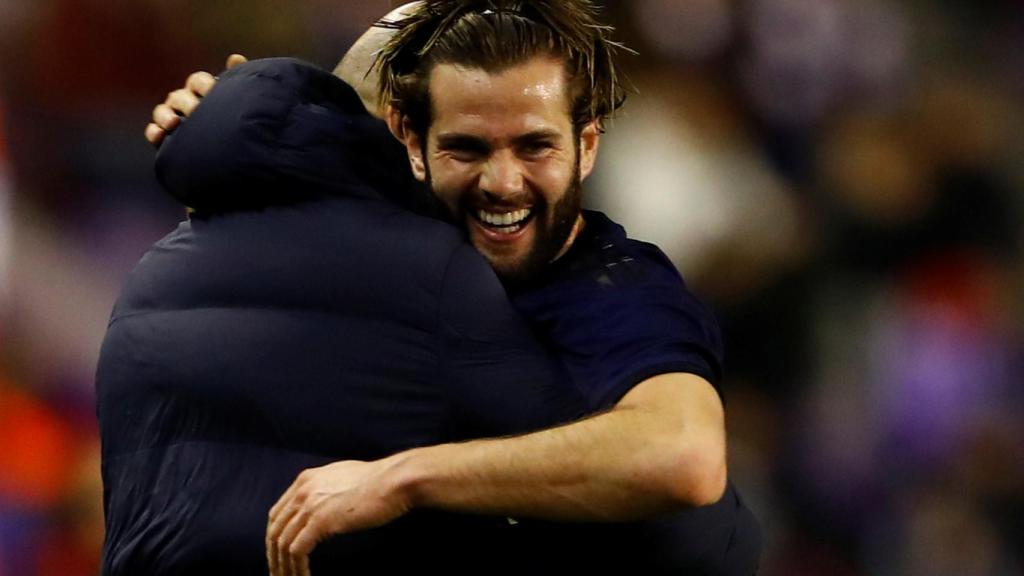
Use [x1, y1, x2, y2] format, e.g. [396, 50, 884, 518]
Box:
[479, 152, 524, 201]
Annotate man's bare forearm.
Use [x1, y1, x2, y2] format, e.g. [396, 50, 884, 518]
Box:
[389, 372, 728, 521]
[266, 373, 728, 571]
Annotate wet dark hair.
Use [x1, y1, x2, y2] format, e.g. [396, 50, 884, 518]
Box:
[374, 0, 630, 137]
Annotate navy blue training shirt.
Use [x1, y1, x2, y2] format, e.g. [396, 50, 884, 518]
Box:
[508, 211, 762, 575]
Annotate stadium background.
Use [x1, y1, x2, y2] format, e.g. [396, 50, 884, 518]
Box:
[1, 0, 1022, 573]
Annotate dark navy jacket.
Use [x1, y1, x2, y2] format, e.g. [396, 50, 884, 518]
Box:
[95, 59, 583, 575]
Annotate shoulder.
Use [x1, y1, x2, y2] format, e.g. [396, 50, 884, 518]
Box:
[522, 211, 708, 321]
[157, 58, 406, 211]
[513, 211, 725, 407]
[577, 212, 723, 357]
[113, 199, 468, 324]
[555, 211, 685, 292]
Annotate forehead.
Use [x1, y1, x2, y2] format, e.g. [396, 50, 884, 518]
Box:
[428, 56, 574, 136]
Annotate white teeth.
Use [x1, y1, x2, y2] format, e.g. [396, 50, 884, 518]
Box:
[477, 208, 531, 227]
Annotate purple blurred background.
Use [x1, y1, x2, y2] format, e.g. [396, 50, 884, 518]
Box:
[1, 1, 1022, 574]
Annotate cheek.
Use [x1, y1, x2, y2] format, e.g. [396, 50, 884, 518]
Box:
[528, 160, 576, 202]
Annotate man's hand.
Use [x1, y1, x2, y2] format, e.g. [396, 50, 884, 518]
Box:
[144, 54, 248, 146]
[265, 457, 413, 576]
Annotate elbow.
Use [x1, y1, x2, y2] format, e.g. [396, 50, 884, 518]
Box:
[666, 441, 728, 508]
[690, 455, 728, 507]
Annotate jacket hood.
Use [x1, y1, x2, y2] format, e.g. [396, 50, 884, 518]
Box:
[156, 58, 419, 213]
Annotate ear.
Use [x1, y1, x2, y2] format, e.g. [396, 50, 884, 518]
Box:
[578, 120, 601, 181]
[387, 107, 428, 182]
[385, 105, 406, 141]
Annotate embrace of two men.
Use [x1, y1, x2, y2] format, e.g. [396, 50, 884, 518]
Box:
[97, 1, 761, 574]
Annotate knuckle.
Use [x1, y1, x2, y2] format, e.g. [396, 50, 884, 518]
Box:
[288, 541, 307, 556]
[306, 508, 323, 527]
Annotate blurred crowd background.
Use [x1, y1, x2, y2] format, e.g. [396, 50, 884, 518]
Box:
[1, 0, 1022, 574]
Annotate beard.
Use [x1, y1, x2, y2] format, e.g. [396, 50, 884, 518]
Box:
[425, 153, 583, 290]
[496, 168, 581, 290]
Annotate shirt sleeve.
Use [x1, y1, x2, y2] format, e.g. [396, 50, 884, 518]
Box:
[436, 244, 586, 439]
[525, 260, 724, 413]
[590, 279, 724, 409]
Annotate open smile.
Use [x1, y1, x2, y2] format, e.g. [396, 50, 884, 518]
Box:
[472, 208, 535, 236]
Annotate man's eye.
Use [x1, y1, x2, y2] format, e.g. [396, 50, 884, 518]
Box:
[444, 145, 486, 161]
[450, 150, 481, 162]
[521, 142, 553, 156]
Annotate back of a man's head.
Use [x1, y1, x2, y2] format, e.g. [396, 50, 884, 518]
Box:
[373, 0, 628, 137]
[334, 3, 421, 116]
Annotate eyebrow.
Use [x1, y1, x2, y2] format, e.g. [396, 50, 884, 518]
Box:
[435, 129, 564, 150]
[511, 129, 563, 147]
[435, 134, 490, 151]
